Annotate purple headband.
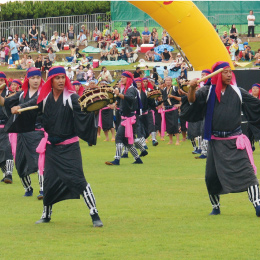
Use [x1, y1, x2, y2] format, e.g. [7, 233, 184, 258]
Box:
[48, 66, 66, 78]
[0, 72, 6, 79]
[134, 79, 142, 82]
[27, 69, 41, 78]
[142, 77, 148, 81]
[122, 72, 133, 79]
[213, 62, 230, 72]
[252, 83, 260, 88]
[12, 79, 22, 86]
[202, 69, 211, 75]
[72, 81, 81, 85]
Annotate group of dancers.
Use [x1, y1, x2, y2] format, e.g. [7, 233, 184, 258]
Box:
[1, 60, 260, 227]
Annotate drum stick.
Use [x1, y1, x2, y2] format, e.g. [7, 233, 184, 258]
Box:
[0, 83, 6, 90]
[186, 68, 224, 89]
[17, 106, 38, 113]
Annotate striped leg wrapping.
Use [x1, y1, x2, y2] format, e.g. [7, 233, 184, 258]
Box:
[151, 132, 156, 141]
[38, 171, 44, 192]
[20, 176, 32, 192]
[191, 138, 197, 150]
[82, 184, 98, 215]
[209, 194, 220, 209]
[42, 205, 52, 219]
[248, 185, 260, 207]
[140, 137, 146, 147]
[115, 143, 123, 160]
[122, 146, 128, 155]
[6, 160, 14, 176]
[201, 139, 208, 156]
[134, 139, 146, 152]
[128, 145, 139, 160]
[197, 136, 202, 150]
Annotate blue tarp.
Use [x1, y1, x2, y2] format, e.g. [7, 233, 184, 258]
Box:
[155, 66, 181, 79]
[100, 60, 130, 66]
[154, 44, 174, 54]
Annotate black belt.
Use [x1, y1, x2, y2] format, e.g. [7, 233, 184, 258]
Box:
[212, 126, 242, 138]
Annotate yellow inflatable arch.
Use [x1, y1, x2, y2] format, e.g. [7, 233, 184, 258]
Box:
[129, 1, 234, 70]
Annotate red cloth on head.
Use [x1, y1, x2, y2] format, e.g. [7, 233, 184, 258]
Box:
[134, 77, 145, 92]
[121, 71, 134, 94]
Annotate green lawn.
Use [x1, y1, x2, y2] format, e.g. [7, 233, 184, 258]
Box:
[1, 134, 260, 259]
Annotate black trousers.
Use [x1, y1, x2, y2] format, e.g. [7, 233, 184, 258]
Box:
[248, 26, 255, 37]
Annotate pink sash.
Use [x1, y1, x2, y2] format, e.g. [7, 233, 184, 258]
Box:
[36, 134, 79, 176]
[159, 107, 178, 137]
[121, 115, 136, 144]
[98, 106, 111, 129]
[211, 134, 257, 174]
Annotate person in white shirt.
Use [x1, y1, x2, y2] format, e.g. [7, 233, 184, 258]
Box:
[66, 66, 74, 81]
[98, 66, 112, 83]
[77, 30, 88, 47]
[247, 10, 255, 37]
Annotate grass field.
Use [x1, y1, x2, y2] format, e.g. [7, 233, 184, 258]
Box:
[1, 134, 260, 260]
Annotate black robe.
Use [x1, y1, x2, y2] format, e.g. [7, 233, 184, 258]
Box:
[180, 85, 260, 195]
[5, 90, 44, 177]
[6, 92, 98, 205]
[101, 108, 114, 131]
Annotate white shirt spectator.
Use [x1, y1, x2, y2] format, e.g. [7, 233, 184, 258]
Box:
[66, 70, 74, 81]
[77, 33, 87, 42]
[247, 14, 255, 26]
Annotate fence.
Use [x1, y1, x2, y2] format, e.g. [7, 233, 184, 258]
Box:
[0, 13, 110, 40]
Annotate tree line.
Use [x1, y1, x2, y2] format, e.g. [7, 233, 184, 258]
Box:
[0, 1, 110, 21]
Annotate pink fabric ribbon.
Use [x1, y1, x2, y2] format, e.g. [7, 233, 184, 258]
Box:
[36, 134, 79, 176]
[121, 115, 136, 144]
[211, 134, 257, 174]
[158, 107, 178, 137]
[98, 106, 111, 129]
[8, 133, 17, 161]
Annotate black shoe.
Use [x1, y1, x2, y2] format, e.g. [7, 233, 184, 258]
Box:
[4, 175, 12, 184]
[37, 191, 44, 200]
[1, 177, 4, 182]
[133, 157, 143, 164]
[35, 218, 51, 224]
[140, 150, 148, 157]
[91, 213, 103, 227]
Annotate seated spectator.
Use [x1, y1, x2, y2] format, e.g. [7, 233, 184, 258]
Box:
[221, 31, 231, 46]
[75, 47, 82, 59]
[49, 37, 59, 52]
[44, 57, 52, 79]
[30, 36, 38, 52]
[8, 36, 19, 63]
[100, 45, 108, 61]
[1, 37, 7, 44]
[125, 44, 134, 58]
[118, 49, 128, 61]
[98, 66, 112, 83]
[161, 29, 170, 45]
[14, 34, 20, 44]
[66, 25, 75, 46]
[170, 53, 184, 71]
[19, 54, 28, 69]
[35, 56, 42, 69]
[68, 44, 76, 62]
[229, 40, 239, 61]
[122, 33, 129, 47]
[86, 66, 94, 81]
[52, 31, 60, 49]
[81, 25, 88, 38]
[242, 45, 253, 61]
[98, 32, 106, 49]
[39, 36, 48, 53]
[161, 48, 173, 62]
[76, 29, 88, 47]
[150, 28, 159, 46]
[254, 49, 260, 65]
[106, 34, 112, 48]
[107, 44, 119, 61]
[144, 65, 150, 77]
[229, 24, 238, 40]
[26, 55, 34, 68]
[131, 27, 140, 46]
[134, 67, 142, 78]
[163, 66, 169, 79]
[103, 24, 110, 37]
[142, 27, 151, 44]
[59, 32, 67, 50]
[124, 22, 132, 45]
[80, 54, 89, 65]
[112, 29, 121, 46]
[66, 66, 74, 81]
[76, 65, 86, 81]
[48, 48, 56, 63]
[4, 44, 9, 64]
[20, 34, 30, 53]
[145, 48, 160, 61]
[93, 26, 100, 42]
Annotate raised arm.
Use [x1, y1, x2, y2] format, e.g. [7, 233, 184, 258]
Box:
[187, 78, 198, 103]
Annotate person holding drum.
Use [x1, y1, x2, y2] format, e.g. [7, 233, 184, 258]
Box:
[10, 66, 103, 227]
[105, 71, 148, 166]
[1, 68, 45, 198]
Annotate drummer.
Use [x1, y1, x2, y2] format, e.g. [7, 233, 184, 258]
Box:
[86, 79, 96, 90]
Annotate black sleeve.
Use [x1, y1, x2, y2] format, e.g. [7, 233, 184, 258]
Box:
[4, 92, 22, 117]
[71, 94, 98, 145]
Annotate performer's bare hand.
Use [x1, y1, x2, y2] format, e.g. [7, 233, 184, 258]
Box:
[114, 88, 119, 96]
[189, 79, 198, 90]
[178, 89, 187, 96]
[11, 106, 21, 114]
[108, 103, 115, 109]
